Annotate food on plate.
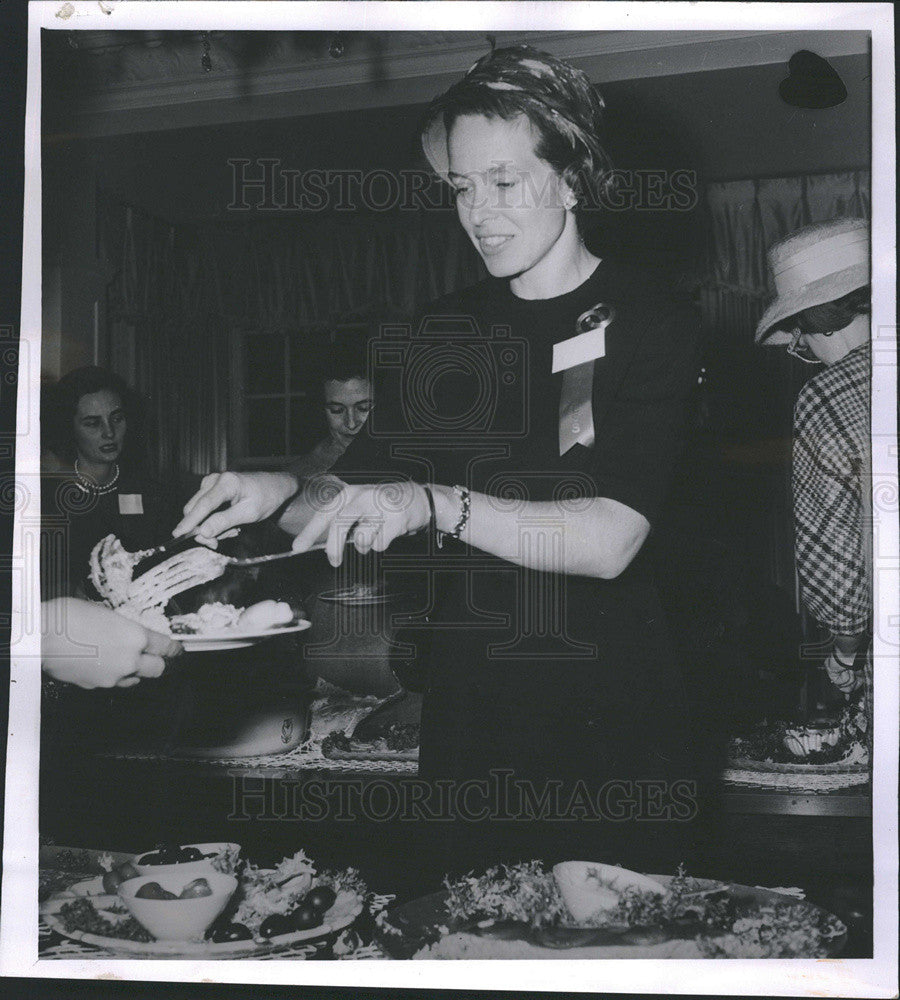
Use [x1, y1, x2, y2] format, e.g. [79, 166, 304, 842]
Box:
[444, 860, 566, 930]
[89, 536, 302, 637]
[135, 878, 215, 902]
[89, 535, 143, 607]
[782, 719, 843, 758]
[59, 897, 153, 943]
[228, 851, 366, 942]
[699, 903, 847, 958]
[290, 902, 323, 931]
[90, 534, 228, 614]
[259, 913, 295, 939]
[134, 842, 241, 875]
[303, 885, 337, 914]
[552, 862, 665, 922]
[179, 878, 214, 899]
[322, 723, 420, 759]
[730, 702, 869, 766]
[48, 847, 367, 948]
[138, 844, 203, 866]
[208, 922, 253, 943]
[135, 882, 178, 900]
[100, 860, 140, 894]
[408, 861, 845, 959]
[306, 679, 390, 743]
[236, 600, 294, 631]
[166, 603, 244, 634]
[90, 537, 301, 637]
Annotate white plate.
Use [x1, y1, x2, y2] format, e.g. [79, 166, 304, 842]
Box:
[175, 620, 311, 652]
[42, 891, 363, 958]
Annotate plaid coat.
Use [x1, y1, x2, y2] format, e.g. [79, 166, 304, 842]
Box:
[792, 343, 871, 636]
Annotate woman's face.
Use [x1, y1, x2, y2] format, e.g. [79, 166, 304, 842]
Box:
[799, 313, 870, 365]
[323, 377, 373, 447]
[73, 389, 127, 465]
[447, 114, 574, 285]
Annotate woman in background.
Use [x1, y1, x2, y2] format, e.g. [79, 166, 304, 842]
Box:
[41, 366, 179, 599]
[40, 367, 189, 754]
[287, 350, 374, 482]
[755, 218, 872, 709]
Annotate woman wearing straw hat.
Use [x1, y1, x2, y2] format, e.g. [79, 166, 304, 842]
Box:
[176, 45, 701, 873]
[755, 218, 871, 702]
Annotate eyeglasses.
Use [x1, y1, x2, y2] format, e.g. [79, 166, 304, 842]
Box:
[786, 329, 822, 364]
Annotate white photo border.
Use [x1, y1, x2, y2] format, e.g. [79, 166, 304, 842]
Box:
[2, 2, 896, 996]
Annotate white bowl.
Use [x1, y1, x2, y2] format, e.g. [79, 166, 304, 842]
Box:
[133, 842, 241, 879]
[118, 871, 238, 941]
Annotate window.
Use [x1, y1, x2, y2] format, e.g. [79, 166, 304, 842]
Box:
[230, 327, 323, 468]
[230, 323, 369, 467]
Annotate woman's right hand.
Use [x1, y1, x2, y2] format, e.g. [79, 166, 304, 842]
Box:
[173, 471, 299, 539]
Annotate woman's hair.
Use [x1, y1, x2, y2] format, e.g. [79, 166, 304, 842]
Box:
[419, 45, 615, 228]
[782, 285, 871, 336]
[43, 365, 143, 465]
[317, 349, 370, 390]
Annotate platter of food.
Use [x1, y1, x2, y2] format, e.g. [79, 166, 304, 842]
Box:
[724, 703, 869, 790]
[41, 846, 367, 958]
[322, 723, 419, 762]
[375, 861, 847, 960]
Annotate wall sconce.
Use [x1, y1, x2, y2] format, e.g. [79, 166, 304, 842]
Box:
[779, 50, 847, 109]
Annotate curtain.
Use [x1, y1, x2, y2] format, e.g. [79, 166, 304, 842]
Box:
[99, 195, 485, 477]
[702, 170, 870, 307]
[100, 201, 230, 479]
[194, 213, 483, 329]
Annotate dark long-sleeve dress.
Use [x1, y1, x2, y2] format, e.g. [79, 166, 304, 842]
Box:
[334, 259, 701, 876]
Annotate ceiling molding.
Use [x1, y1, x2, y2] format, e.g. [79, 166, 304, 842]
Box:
[55, 29, 870, 137]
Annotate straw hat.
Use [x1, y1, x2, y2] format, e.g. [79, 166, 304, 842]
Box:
[755, 217, 870, 345]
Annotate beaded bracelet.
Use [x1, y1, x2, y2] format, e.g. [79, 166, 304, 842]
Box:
[437, 485, 470, 549]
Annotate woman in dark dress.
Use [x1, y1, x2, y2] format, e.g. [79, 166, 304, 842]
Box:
[177, 47, 700, 875]
[41, 366, 179, 599]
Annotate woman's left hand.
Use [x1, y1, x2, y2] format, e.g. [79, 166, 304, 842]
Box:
[290, 481, 431, 565]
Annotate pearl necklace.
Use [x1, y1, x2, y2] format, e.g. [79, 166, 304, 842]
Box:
[74, 458, 120, 495]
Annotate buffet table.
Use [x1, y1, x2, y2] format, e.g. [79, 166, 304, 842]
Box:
[37, 844, 867, 960]
[39, 744, 873, 960]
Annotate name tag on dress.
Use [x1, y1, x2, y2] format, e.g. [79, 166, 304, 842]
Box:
[552, 325, 606, 373]
[118, 493, 144, 515]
